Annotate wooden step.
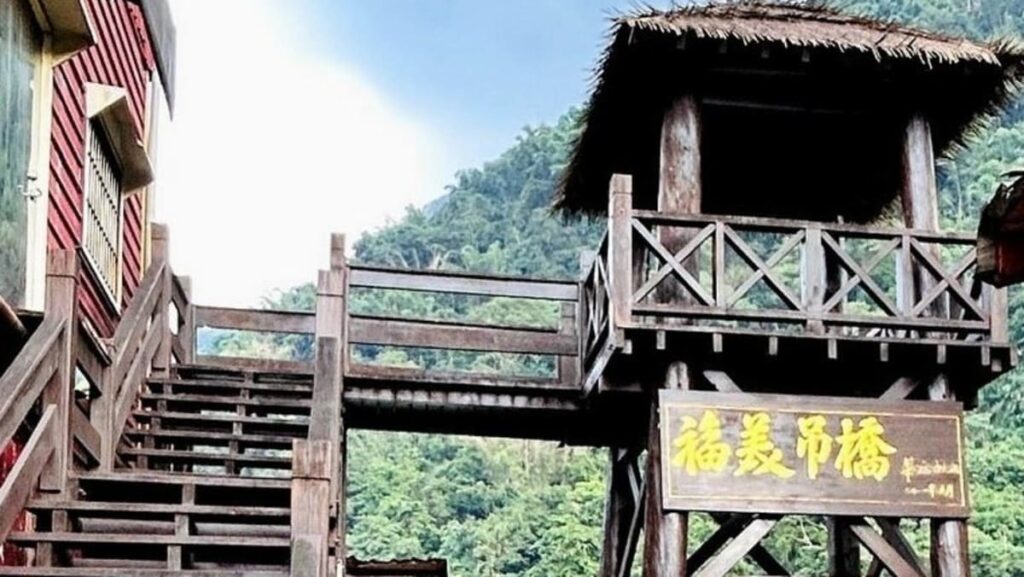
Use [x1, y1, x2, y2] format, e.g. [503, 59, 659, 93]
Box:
[139, 393, 311, 410]
[7, 532, 288, 548]
[120, 448, 291, 468]
[76, 472, 291, 491]
[28, 501, 290, 518]
[122, 429, 300, 448]
[146, 378, 313, 395]
[130, 411, 308, 429]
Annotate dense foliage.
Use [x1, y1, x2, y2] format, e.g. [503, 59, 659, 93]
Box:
[207, 1, 1024, 574]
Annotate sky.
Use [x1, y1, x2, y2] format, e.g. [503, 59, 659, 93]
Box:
[155, 0, 661, 306]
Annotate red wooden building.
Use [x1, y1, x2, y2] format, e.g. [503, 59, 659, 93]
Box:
[0, 0, 175, 341]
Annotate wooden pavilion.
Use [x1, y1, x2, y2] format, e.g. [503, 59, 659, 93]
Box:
[0, 2, 1018, 577]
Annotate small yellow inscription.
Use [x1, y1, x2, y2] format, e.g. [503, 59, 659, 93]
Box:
[900, 457, 962, 483]
[734, 412, 794, 479]
[835, 417, 897, 481]
[796, 415, 833, 480]
[671, 410, 732, 475]
[905, 483, 956, 500]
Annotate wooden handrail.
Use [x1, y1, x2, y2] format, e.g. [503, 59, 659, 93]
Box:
[0, 317, 65, 454]
[0, 405, 57, 542]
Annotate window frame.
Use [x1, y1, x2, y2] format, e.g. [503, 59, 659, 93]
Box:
[80, 118, 126, 310]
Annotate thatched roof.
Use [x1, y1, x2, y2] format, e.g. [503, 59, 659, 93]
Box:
[556, 2, 1024, 216]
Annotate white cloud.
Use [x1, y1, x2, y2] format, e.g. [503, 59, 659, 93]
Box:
[154, 0, 444, 307]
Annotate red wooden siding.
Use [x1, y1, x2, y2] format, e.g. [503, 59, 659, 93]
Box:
[48, 0, 156, 336]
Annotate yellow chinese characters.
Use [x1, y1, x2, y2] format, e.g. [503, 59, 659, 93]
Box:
[796, 415, 833, 480]
[671, 410, 732, 475]
[734, 412, 794, 479]
[834, 416, 897, 481]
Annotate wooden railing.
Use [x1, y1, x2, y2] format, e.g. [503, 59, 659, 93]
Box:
[0, 224, 190, 542]
[581, 175, 1010, 380]
[345, 264, 580, 387]
[191, 305, 314, 373]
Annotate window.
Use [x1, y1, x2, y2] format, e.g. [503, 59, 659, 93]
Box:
[82, 122, 124, 304]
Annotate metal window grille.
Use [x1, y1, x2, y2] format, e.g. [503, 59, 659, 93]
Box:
[82, 122, 123, 302]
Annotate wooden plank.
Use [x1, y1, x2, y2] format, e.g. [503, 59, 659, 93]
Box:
[112, 316, 164, 442]
[881, 377, 920, 400]
[348, 316, 578, 355]
[0, 406, 57, 541]
[686, 514, 751, 574]
[691, 517, 778, 577]
[850, 520, 924, 577]
[347, 266, 578, 301]
[6, 532, 288, 547]
[194, 306, 315, 335]
[27, 500, 290, 517]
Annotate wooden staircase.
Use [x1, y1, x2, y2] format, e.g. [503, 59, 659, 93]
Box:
[0, 229, 581, 576]
[0, 365, 316, 576]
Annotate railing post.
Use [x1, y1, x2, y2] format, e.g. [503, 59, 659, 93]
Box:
[608, 174, 633, 340]
[176, 275, 195, 364]
[990, 286, 1008, 344]
[151, 223, 172, 376]
[40, 250, 77, 495]
[291, 439, 333, 577]
[559, 301, 579, 386]
[802, 225, 826, 334]
[294, 233, 347, 576]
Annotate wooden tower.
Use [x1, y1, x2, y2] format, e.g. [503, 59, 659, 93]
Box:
[559, 4, 1023, 577]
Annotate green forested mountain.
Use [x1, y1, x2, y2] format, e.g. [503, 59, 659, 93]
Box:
[208, 2, 1024, 574]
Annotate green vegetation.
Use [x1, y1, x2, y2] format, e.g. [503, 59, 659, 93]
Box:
[208, 1, 1024, 574]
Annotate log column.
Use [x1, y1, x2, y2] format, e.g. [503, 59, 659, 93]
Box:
[599, 449, 636, 577]
[900, 114, 946, 316]
[657, 94, 703, 306]
[643, 362, 689, 577]
[928, 376, 970, 577]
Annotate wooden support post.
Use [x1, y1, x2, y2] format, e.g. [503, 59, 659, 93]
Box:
[643, 362, 688, 577]
[928, 375, 970, 577]
[828, 517, 860, 577]
[900, 114, 945, 320]
[291, 439, 333, 577]
[658, 94, 703, 306]
[151, 223, 172, 376]
[609, 175, 634, 337]
[600, 449, 637, 577]
[304, 233, 348, 575]
[40, 250, 77, 495]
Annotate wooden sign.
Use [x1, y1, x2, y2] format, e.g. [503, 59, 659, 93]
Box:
[660, 390, 968, 518]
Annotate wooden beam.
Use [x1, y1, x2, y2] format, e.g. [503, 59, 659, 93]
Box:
[691, 517, 778, 577]
[850, 519, 924, 577]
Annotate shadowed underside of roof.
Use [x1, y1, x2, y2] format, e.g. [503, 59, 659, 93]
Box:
[556, 2, 1024, 216]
